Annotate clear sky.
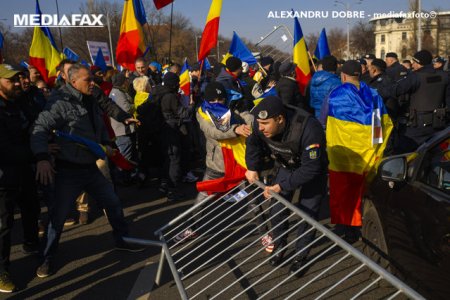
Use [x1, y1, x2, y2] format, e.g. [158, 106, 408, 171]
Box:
[1, 0, 449, 43]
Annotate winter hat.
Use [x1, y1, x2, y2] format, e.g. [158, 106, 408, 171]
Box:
[412, 50, 433, 65]
[204, 82, 227, 102]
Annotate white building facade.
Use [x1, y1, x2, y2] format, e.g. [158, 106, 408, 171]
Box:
[370, 11, 450, 60]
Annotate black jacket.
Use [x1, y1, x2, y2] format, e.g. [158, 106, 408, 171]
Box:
[0, 97, 34, 187]
[276, 76, 308, 109]
[152, 85, 193, 129]
[369, 73, 399, 120]
[386, 61, 408, 82]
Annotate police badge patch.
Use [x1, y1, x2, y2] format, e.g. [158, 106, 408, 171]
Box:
[306, 144, 320, 160]
[309, 149, 318, 159]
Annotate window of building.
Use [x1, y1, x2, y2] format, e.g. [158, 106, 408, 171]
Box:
[381, 49, 386, 60]
[381, 35, 385, 44]
[402, 32, 407, 40]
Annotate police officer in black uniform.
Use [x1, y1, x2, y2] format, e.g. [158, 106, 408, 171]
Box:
[394, 50, 450, 153]
[368, 59, 398, 121]
[385, 52, 408, 82]
[245, 95, 328, 276]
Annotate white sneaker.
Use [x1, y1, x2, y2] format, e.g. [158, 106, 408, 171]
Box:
[182, 171, 199, 183]
[174, 228, 198, 243]
[261, 234, 273, 248]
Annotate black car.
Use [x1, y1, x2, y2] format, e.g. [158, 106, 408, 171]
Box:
[363, 127, 450, 300]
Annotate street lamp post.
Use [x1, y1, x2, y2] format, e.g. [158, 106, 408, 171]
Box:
[335, 0, 363, 60]
[417, 0, 422, 51]
[106, 12, 115, 68]
[217, 40, 224, 61]
[195, 35, 201, 61]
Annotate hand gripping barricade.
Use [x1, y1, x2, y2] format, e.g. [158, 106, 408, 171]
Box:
[129, 180, 425, 299]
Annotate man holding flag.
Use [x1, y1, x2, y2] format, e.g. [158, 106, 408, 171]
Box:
[31, 64, 145, 278]
[175, 82, 253, 242]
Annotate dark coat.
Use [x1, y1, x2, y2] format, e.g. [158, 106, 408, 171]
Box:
[0, 97, 34, 187]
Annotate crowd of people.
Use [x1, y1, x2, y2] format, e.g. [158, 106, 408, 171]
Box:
[0, 47, 448, 292]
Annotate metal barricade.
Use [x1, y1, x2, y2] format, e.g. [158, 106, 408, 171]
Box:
[255, 25, 293, 64]
[135, 180, 424, 299]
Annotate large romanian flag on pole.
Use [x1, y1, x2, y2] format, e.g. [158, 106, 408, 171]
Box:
[29, 0, 63, 85]
[116, 0, 147, 71]
[293, 15, 311, 96]
[179, 60, 190, 96]
[196, 101, 247, 193]
[198, 0, 222, 61]
[326, 82, 393, 226]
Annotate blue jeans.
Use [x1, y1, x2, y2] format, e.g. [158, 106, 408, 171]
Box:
[43, 166, 128, 260]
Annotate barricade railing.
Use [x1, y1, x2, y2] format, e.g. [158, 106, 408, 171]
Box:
[131, 180, 424, 300]
[254, 25, 293, 64]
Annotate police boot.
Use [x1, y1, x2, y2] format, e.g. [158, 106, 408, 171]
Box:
[269, 242, 286, 266]
[289, 256, 308, 277]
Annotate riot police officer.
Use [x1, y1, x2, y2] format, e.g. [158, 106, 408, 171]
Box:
[245, 95, 328, 277]
[368, 58, 398, 121]
[385, 52, 408, 82]
[394, 50, 450, 153]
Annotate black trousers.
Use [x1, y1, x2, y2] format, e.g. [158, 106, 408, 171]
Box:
[271, 169, 327, 260]
[0, 180, 39, 272]
[160, 126, 182, 188]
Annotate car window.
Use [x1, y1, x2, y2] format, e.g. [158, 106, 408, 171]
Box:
[420, 138, 450, 193]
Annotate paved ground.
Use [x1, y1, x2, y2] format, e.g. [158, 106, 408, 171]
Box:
[0, 179, 409, 299]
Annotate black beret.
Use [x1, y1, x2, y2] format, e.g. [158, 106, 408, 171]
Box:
[321, 55, 338, 72]
[371, 59, 387, 71]
[341, 60, 362, 77]
[252, 95, 285, 120]
[278, 62, 296, 76]
[260, 56, 274, 67]
[226, 57, 242, 72]
[204, 81, 227, 102]
[412, 50, 432, 66]
[163, 72, 180, 88]
[385, 52, 398, 59]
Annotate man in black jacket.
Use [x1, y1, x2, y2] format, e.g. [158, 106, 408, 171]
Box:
[276, 62, 308, 109]
[154, 72, 194, 201]
[31, 64, 144, 279]
[0, 64, 40, 292]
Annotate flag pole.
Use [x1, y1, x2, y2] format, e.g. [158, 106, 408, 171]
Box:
[55, 0, 63, 50]
[307, 51, 317, 72]
[168, 2, 174, 63]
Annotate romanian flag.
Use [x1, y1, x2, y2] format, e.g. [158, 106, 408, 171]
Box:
[116, 0, 147, 71]
[29, 0, 63, 85]
[153, 0, 173, 10]
[179, 60, 190, 96]
[314, 28, 331, 60]
[198, 0, 222, 61]
[196, 101, 247, 193]
[221, 31, 257, 65]
[326, 82, 393, 226]
[293, 15, 311, 96]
